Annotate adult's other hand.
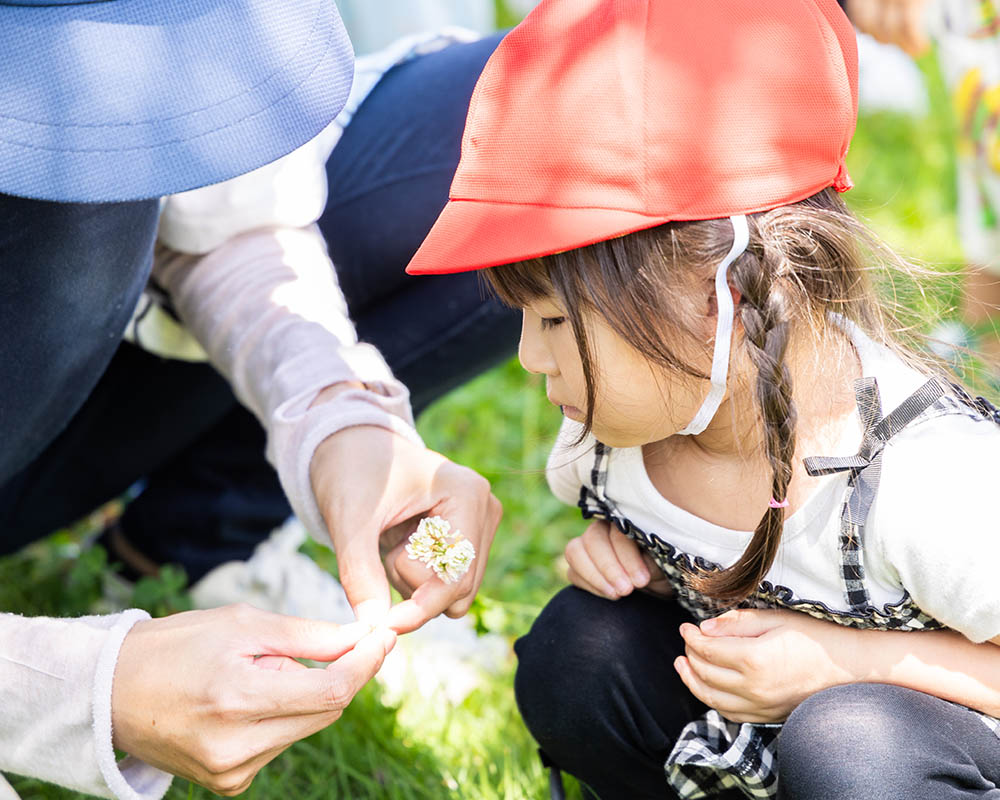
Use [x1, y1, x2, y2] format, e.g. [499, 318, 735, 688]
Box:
[846, 0, 930, 57]
[111, 605, 395, 796]
[310, 425, 502, 633]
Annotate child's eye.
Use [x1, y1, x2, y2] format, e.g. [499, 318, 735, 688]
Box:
[540, 315, 566, 330]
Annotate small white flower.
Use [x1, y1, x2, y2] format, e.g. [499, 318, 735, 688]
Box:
[406, 516, 476, 584]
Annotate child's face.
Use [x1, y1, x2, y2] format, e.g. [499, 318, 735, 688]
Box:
[519, 296, 707, 447]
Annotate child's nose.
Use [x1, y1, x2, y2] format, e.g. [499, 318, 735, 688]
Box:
[518, 312, 558, 376]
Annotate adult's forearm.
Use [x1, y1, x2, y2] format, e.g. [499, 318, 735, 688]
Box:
[152, 226, 422, 540]
[0, 611, 171, 799]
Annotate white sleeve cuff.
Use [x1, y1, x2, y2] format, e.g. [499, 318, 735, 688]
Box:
[92, 610, 173, 800]
[268, 384, 424, 545]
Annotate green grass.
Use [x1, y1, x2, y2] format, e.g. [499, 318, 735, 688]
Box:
[1, 40, 990, 800]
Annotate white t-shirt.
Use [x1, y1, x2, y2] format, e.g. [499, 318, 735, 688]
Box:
[547, 323, 1000, 643]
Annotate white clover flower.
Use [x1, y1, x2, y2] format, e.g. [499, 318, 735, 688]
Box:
[435, 538, 476, 584]
[406, 516, 476, 584]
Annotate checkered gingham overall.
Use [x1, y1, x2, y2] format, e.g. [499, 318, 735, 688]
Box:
[576, 378, 1000, 800]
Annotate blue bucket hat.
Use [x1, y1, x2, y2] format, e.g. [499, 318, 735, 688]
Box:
[0, 0, 355, 202]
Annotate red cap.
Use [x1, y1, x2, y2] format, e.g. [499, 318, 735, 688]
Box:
[406, 0, 857, 276]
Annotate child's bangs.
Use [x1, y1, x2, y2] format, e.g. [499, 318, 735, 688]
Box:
[481, 257, 556, 309]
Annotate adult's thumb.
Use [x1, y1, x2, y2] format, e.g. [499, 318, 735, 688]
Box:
[336, 532, 393, 625]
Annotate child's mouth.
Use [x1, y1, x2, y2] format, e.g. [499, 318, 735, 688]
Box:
[560, 405, 584, 421]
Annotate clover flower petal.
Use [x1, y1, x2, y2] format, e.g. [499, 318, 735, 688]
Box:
[406, 516, 476, 584]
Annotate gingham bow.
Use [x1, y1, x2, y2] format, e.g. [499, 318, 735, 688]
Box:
[803, 378, 943, 526]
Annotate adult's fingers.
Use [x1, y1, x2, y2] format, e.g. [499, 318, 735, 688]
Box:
[195, 743, 292, 797]
[254, 655, 309, 672]
[254, 611, 374, 663]
[249, 627, 396, 719]
[897, 0, 930, 55]
[383, 575, 466, 632]
[846, 0, 879, 38]
[389, 491, 499, 628]
[428, 479, 499, 616]
[386, 538, 435, 601]
[445, 493, 501, 618]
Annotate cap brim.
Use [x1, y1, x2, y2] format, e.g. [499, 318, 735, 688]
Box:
[0, 0, 353, 202]
[406, 198, 672, 275]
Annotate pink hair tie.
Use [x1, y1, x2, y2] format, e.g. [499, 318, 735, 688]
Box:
[768, 497, 790, 509]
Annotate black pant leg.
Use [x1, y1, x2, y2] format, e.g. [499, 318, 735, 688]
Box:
[321, 31, 518, 415]
[515, 586, 731, 800]
[778, 683, 1000, 800]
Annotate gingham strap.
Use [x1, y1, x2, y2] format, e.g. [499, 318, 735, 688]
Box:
[803, 378, 944, 611]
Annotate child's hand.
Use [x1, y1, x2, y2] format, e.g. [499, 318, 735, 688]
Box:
[564, 520, 671, 599]
[673, 609, 861, 723]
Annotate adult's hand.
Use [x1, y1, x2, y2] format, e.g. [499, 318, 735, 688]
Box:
[111, 604, 395, 796]
[846, 0, 930, 57]
[310, 424, 502, 633]
[672, 608, 861, 723]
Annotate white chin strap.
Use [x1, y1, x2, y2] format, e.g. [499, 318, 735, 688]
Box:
[677, 214, 750, 436]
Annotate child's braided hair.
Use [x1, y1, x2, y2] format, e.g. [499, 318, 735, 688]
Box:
[485, 188, 939, 603]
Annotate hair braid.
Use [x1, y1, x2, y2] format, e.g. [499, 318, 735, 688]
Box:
[695, 236, 798, 602]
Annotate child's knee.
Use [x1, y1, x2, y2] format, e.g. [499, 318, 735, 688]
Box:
[514, 587, 651, 750]
[778, 684, 962, 800]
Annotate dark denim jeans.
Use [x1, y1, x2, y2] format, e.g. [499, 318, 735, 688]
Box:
[515, 587, 1000, 800]
[0, 196, 161, 483]
[0, 32, 517, 580]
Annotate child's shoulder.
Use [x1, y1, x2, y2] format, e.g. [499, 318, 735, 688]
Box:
[876, 399, 1000, 535]
[873, 401, 1000, 642]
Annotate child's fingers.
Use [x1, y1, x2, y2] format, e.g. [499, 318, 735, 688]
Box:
[608, 528, 650, 587]
[640, 552, 674, 597]
[680, 621, 756, 671]
[566, 565, 614, 600]
[565, 537, 621, 599]
[674, 656, 772, 723]
[580, 522, 634, 596]
[698, 608, 783, 638]
[682, 647, 745, 695]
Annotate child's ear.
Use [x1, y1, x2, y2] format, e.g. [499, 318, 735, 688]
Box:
[729, 284, 743, 309]
[705, 283, 743, 318]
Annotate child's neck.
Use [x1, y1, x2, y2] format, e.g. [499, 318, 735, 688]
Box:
[642, 326, 862, 531]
